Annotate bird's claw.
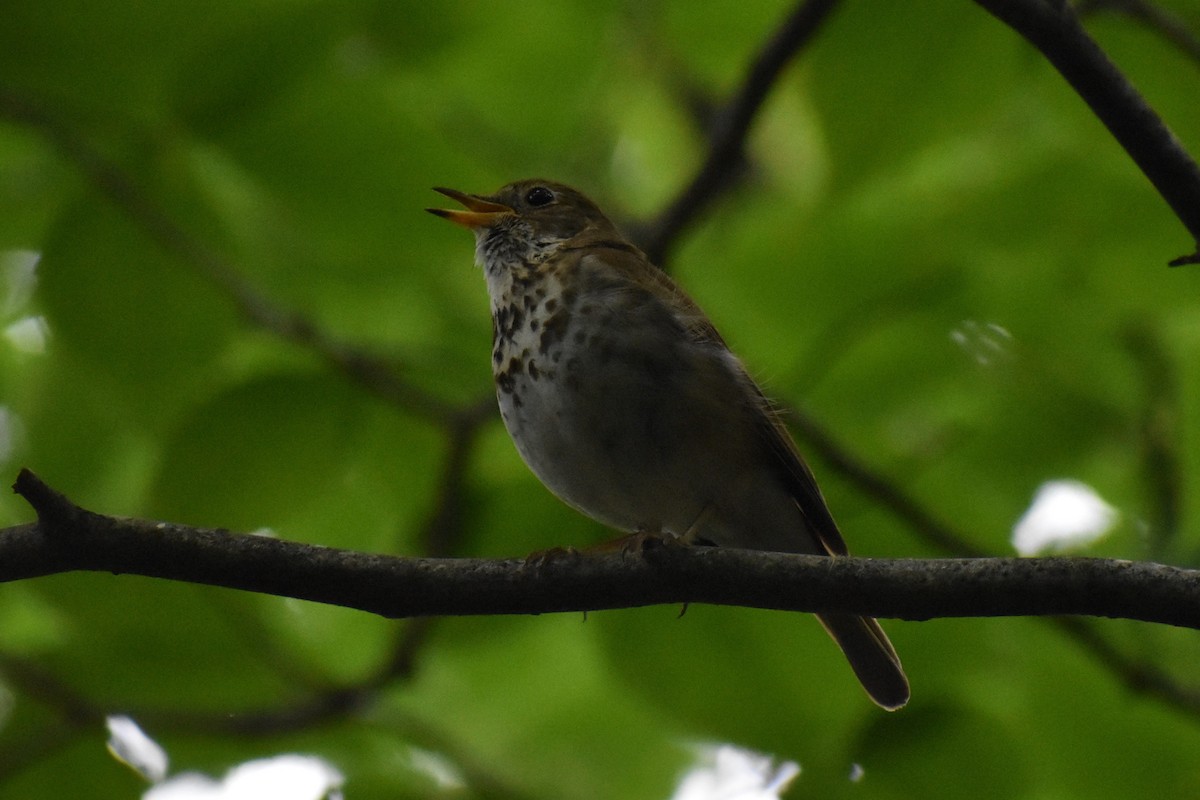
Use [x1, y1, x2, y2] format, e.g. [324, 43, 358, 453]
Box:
[523, 545, 582, 568]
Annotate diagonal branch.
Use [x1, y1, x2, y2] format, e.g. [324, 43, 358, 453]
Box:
[1052, 616, 1200, 712]
[0, 636, 526, 798]
[786, 405, 1200, 714]
[639, 0, 840, 265]
[7, 470, 1200, 629]
[973, 0, 1200, 265]
[1123, 324, 1184, 556]
[786, 408, 989, 557]
[0, 89, 467, 425]
[1078, 0, 1200, 68]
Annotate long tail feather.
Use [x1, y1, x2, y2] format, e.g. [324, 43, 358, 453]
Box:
[817, 613, 910, 711]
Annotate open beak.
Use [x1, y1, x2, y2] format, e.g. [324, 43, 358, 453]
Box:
[426, 187, 514, 230]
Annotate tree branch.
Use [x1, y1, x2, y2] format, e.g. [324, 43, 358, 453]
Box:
[786, 408, 990, 557]
[1078, 0, 1200, 69]
[7, 470, 1200, 629]
[1123, 323, 1184, 557]
[974, 0, 1200, 265]
[787, 399, 1200, 718]
[1051, 616, 1200, 712]
[638, 0, 840, 265]
[0, 89, 467, 426]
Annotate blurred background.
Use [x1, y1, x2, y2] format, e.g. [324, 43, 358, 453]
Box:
[1, 0, 1200, 797]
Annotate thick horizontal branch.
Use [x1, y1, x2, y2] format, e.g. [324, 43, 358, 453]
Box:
[6, 470, 1200, 629]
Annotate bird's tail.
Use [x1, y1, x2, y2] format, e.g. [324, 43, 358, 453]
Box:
[817, 612, 910, 711]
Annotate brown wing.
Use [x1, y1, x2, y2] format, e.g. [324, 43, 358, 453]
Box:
[631, 253, 850, 557]
[575, 239, 849, 557]
[751, 391, 849, 556]
[583, 241, 907, 709]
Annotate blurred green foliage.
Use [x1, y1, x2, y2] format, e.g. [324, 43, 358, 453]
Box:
[1, 0, 1200, 798]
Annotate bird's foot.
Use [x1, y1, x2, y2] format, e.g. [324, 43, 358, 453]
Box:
[588, 530, 681, 556]
[522, 545, 582, 568]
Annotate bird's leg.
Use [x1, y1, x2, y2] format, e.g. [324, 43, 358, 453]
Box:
[677, 504, 717, 547]
[589, 526, 679, 555]
[524, 527, 677, 564]
[596, 504, 719, 554]
[522, 544, 582, 567]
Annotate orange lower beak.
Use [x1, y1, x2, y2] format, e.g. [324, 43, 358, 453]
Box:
[426, 187, 514, 230]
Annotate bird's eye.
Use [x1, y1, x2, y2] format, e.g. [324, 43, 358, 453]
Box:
[525, 186, 554, 207]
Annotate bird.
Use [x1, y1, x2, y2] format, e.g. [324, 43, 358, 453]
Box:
[427, 179, 909, 710]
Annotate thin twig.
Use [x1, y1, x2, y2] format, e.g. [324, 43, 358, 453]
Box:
[0, 721, 86, 784]
[0, 89, 464, 425]
[1078, 0, 1200, 67]
[1122, 324, 1184, 556]
[0, 654, 99, 782]
[420, 406, 489, 557]
[786, 405, 1200, 715]
[786, 409, 990, 557]
[639, 0, 840, 265]
[1052, 616, 1200, 712]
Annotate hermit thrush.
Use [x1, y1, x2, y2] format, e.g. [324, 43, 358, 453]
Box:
[428, 179, 909, 710]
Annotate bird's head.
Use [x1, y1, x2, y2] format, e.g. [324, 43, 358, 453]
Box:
[428, 180, 621, 273]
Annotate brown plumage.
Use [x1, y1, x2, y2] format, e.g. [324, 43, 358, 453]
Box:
[429, 179, 909, 710]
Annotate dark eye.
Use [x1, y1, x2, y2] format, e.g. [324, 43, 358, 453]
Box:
[525, 186, 554, 207]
